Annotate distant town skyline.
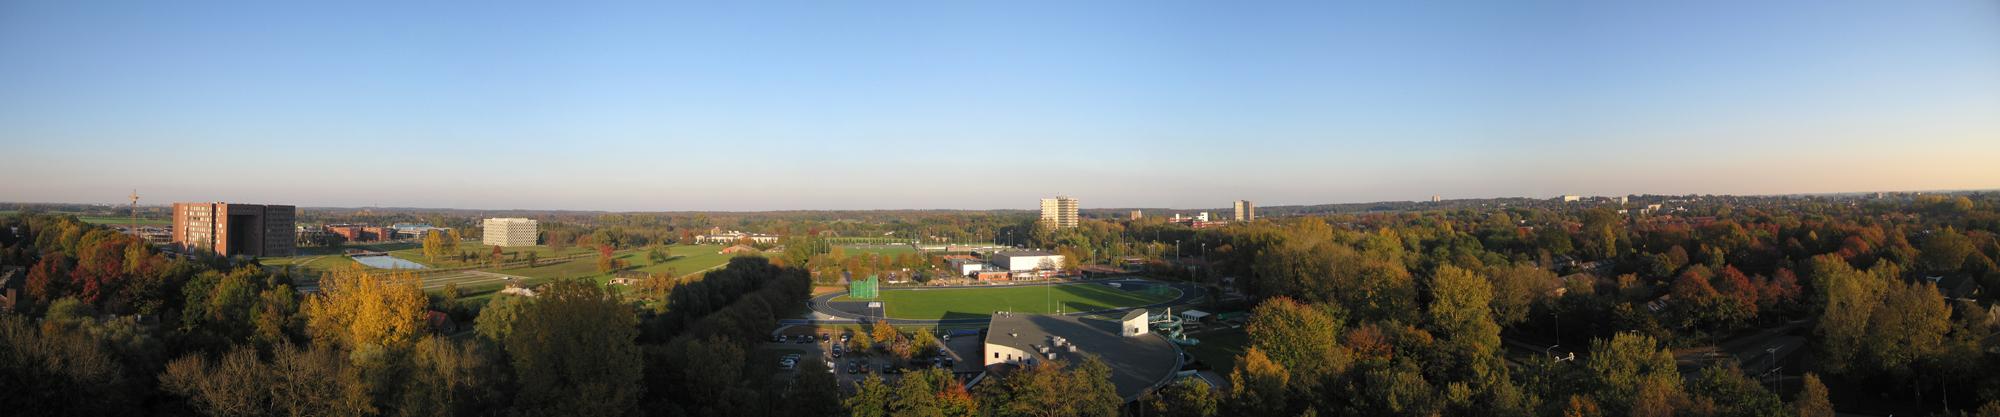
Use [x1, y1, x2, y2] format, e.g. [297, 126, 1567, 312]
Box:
[4, 1, 1997, 211]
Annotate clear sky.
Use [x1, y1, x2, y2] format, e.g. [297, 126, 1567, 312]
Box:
[3, 1, 1997, 211]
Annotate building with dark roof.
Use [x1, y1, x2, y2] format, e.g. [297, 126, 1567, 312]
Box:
[981, 312, 1180, 401]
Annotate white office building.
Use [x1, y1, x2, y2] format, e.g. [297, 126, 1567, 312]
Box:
[482, 218, 539, 247]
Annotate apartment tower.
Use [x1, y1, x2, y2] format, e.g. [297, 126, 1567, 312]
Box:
[1233, 200, 1256, 222]
[171, 202, 297, 257]
[1040, 196, 1079, 229]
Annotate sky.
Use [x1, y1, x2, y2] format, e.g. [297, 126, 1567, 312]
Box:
[2, 1, 1998, 211]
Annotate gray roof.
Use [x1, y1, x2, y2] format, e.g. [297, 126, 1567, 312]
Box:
[1121, 309, 1148, 321]
[983, 313, 1178, 401]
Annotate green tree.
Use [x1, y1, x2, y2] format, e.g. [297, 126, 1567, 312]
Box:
[1812, 254, 1884, 374]
[1586, 333, 1680, 416]
[1486, 263, 1556, 326]
[504, 279, 643, 417]
[1921, 227, 1974, 273]
[848, 374, 894, 417]
[473, 293, 527, 344]
[1141, 377, 1219, 417]
[787, 358, 844, 417]
[1686, 363, 1786, 417]
[1427, 265, 1507, 387]
[1861, 280, 1950, 376]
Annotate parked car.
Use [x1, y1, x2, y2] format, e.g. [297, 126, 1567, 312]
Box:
[779, 359, 796, 370]
[840, 333, 851, 343]
[773, 335, 787, 343]
[819, 333, 830, 343]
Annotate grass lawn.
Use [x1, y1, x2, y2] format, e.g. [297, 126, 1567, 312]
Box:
[832, 283, 1178, 321]
[1182, 327, 1248, 372]
[386, 241, 597, 268]
[496, 244, 736, 282]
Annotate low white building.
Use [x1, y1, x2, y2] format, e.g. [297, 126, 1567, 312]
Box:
[949, 259, 987, 277]
[1120, 309, 1150, 337]
[696, 231, 781, 244]
[991, 250, 1065, 272]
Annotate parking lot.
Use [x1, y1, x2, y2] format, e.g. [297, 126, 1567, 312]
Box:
[762, 325, 987, 393]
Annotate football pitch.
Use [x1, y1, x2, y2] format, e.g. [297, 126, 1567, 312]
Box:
[833, 282, 1179, 321]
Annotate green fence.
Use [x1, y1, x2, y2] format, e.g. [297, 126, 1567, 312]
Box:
[848, 275, 880, 299]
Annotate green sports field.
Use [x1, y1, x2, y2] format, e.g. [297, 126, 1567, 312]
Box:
[833, 283, 1180, 321]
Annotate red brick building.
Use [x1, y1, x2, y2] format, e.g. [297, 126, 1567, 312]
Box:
[172, 202, 297, 257]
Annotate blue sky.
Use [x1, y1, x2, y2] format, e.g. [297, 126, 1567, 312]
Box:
[3, 1, 1997, 211]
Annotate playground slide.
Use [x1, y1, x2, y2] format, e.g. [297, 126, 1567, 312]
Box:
[1149, 309, 1201, 346]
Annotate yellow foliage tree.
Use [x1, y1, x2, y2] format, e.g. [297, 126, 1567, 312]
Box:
[304, 266, 428, 353]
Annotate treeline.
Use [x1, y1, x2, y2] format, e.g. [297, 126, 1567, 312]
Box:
[0, 212, 824, 417]
[1147, 193, 2000, 415]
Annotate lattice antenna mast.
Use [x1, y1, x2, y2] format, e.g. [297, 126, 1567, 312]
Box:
[129, 189, 140, 233]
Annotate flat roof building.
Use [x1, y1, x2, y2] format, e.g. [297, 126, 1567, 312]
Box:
[172, 202, 296, 257]
[1233, 200, 1255, 222]
[991, 250, 1065, 272]
[482, 218, 539, 247]
[1040, 196, 1079, 229]
[982, 312, 1179, 401]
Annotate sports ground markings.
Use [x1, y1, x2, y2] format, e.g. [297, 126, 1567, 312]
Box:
[417, 270, 528, 290]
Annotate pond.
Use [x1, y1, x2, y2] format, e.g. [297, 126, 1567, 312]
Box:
[351, 255, 428, 270]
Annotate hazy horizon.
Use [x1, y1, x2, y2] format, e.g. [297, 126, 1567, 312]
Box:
[6, 186, 1991, 214]
[5, 1, 1998, 211]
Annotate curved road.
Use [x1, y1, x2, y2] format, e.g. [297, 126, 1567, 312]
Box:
[794, 277, 1208, 326]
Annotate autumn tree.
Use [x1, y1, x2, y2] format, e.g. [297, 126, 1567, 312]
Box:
[595, 244, 617, 273]
[1244, 297, 1349, 388]
[1228, 347, 1291, 416]
[1794, 373, 1833, 417]
[423, 231, 446, 261]
[986, 356, 1120, 417]
[303, 267, 428, 352]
